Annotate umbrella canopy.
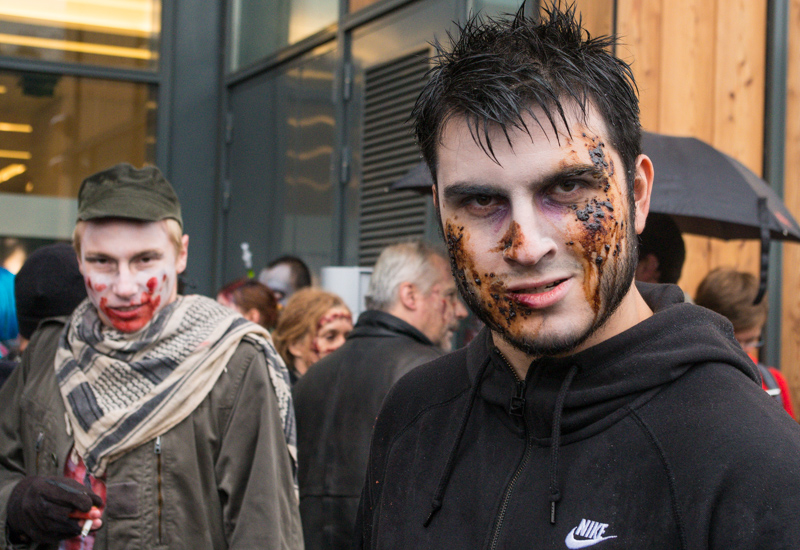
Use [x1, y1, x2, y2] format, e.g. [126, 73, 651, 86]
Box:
[642, 131, 800, 243]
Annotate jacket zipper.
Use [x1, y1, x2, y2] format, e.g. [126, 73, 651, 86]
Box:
[35, 432, 44, 474]
[154, 436, 163, 544]
[489, 350, 531, 550]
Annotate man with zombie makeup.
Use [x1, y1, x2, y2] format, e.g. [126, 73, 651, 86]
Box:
[354, 5, 800, 550]
[293, 241, 466, 550]
[0, 164, 302, 549]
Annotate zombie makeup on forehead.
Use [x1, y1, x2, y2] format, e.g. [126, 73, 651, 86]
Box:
[316, 311, 352, 330]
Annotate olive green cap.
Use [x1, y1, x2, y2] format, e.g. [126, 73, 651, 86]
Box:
[77, 163, 182, 228]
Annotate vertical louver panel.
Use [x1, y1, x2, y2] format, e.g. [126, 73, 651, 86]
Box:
[358, 49, 430, 266]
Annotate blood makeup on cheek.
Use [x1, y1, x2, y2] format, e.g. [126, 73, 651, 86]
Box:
[444, 220, 534, 335]
[95, 271, 169, 333]
[564, 133, 629, 315]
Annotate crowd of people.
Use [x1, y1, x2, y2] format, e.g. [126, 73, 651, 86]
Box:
[0, 4, 799, 549]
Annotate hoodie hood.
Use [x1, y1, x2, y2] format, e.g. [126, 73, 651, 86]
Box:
[467, 282, 758, 441]
[347, 309, 435, 346]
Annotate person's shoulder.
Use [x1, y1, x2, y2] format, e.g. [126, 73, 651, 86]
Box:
[637, 359, 800, 461]
[214, 337, 274, 404]
[29, 316, 68, 341]
[23, 316, 68, 363]
[379, 345, 472, 422]
[292, 345, 342, 399]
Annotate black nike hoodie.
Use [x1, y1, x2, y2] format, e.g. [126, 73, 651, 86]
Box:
[355, 283, 800, 549]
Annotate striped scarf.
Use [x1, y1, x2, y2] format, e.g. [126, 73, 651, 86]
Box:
[55, 295, 297, 478]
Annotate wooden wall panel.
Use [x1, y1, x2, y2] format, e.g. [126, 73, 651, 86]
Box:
[576, 0, 615, 37]
[616, 0, 663, 131]
[616, 0, 763, 301]
[781, 0, 800, 407]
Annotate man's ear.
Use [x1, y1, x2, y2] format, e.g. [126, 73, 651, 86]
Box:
[176, 234, 189, 274]
[633, 154, 655, 235]
[397, 282, 419, 311]
[243, 307, 261, 325]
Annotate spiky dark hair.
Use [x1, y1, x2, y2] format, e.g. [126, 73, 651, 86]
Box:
[413, 2, 641, 191]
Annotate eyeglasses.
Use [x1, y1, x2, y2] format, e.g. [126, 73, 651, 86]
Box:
[736, 338, 764, 349]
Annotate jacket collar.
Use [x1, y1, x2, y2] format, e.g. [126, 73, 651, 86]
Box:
[348, 310, 435, 347]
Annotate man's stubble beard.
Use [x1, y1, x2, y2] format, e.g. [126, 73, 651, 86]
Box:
[448, 211, 639, 359]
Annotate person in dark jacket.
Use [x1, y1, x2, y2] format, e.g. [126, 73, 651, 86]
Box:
[0, 243, 88, 388]
[294, 240, 467, 549]
[354, 5, 800, 549]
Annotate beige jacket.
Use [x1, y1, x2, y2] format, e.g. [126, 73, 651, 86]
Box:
[0, 318, 303, 549]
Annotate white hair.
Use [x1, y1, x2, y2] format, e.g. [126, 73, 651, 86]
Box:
[365, 241, 445, 311]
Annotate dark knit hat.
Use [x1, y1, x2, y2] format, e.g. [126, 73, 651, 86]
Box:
[77, 163, 182, 228]
[15, 243, 87, 339]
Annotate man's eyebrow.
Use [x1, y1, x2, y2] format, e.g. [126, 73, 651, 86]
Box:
[540, 164, 603, 186]
[84, 251, 114, 259]
[442, 183, 505, 201]
[133, 249, 164, 259]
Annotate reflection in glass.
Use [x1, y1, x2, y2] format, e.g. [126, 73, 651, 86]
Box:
[230, 0, 336, 71]
[0, 1, 160, 70]
[0, 71, 156, 198]
[0, 70, 156, 244]
[277, 45, 337, 273]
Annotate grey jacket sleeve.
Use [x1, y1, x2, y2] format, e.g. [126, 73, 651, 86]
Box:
[215, 342, 303, 550]
[0, 321, 68, 550]
[0, 362, 27, 548]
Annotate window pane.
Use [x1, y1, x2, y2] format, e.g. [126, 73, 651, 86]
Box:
[0, 1, 160, 70]
[279, 45, 337, 272]
[0, 70, 156, 245]
[470, 0, 523, 17]
[230, 0, 337, 71]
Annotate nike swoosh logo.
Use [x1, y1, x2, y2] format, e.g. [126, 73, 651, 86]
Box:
[565, 527, 618, 549]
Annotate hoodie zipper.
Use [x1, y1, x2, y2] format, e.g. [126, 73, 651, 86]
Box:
[490, 351, 532, 550]
[154, 436, 163, 544]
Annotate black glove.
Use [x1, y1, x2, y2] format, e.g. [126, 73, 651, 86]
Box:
[6, 476, 103, 544]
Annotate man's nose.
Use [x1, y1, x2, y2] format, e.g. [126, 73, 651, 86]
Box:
[454, 298, 468, 320]
[501, 212, 557, 266]
[112, 264, 139, 298]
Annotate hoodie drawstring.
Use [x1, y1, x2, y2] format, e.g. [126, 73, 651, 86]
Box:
[424, 355, 493, 527]
[549, 364, 578, 525]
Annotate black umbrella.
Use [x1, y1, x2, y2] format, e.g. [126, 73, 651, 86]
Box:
[641, 132, 800, 243]
[642, 131, 800, 303]
[391, 132, 800, 302]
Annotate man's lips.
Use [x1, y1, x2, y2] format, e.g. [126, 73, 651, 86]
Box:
[506, 277, 572, 309]
[104, 304, 151, 320]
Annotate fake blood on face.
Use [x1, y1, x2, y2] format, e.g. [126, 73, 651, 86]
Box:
[100, 292, 161, 333]
[563, 133, 632, 316]
[445, 220, 535, 335]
